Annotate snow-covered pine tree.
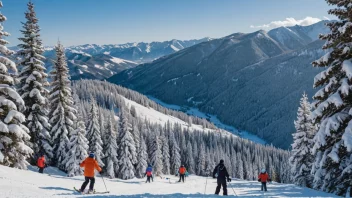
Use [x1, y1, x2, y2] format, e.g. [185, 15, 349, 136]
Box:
[236, 153, 244, 179]
[197, 143, 206, 176]
[289, 93, 315, 188]
[17, 1, 52, 164]
[99, 110, 106, 145]
[132, 120, 140, 162]
[149, 125, 163, 176]
[169, 130, 181, 175]
[117, 108, 137, 179]
[161, 130, 170, 175]
[48, 42, 77, 170]
[103, 113, 118, 178]
[310, 1, 352, 195]
[86, 98, 104, 167]
[64, 107, 88, 177]
[0, 1, 33, 168]
[185, 141, 194, 174]
[135, 126, 148, 178]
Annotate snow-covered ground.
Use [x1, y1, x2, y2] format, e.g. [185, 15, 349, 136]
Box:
[147, 96, 266, 145]
[0, 165, 335, 197]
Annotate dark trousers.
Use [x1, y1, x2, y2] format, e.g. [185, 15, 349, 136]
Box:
[179, 174, 185, 182]
[80, 177, 95, 192]
[38, 167, 44, 173]
[261, 182, 267, 191]
[146, 176, 151, 183]
[215, 179, 227, 195]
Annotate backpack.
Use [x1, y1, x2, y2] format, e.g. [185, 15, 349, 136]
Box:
[215, 166, 220, 178]
[179, 167, 186, 174]
[146, 171, 152, 176]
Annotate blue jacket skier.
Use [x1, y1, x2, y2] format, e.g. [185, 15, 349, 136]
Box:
[145, 164, 153, 183]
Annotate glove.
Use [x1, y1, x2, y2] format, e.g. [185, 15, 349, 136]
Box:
[100, 170, 104, 174]
[227, 178, 231, 182]
[268, 179, 272, 182]
[258, 179, 261, 182]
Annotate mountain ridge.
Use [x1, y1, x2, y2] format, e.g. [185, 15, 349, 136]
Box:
[107, 21, 329, 149]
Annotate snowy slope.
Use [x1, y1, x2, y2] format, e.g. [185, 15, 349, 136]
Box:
[147, 96, 267, 144]
[121, 93, 266, 144]
[0, 165, 336, 197]
[42, 50, 138, 80]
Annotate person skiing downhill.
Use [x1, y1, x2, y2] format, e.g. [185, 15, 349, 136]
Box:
[37, 154, 46, 174]
[178, 165, 187, 182]
[79, 152, 102, 194]
[213, 159, 231, 196]
[258, 168, 271, 192]
[145, 164, 153, 183]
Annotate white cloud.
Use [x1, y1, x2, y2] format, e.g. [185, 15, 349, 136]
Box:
[250, 17, 322, 30]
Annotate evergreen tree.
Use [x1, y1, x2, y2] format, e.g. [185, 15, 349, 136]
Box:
[86, 98, 104, 167]
[161, 130, 170, 174]
[311, 1, 352, 195]
[99, 110, 106, 145]
[117, 108, 137, 179]
[49, 42, 76, 170]
[185, 142, 194, 174]
[64, 108, 88, 177]
[103, 113, 118, 178]
[132, 120, 140, 161]
[136, 128, 148, 178]
[169, 130, 181, 175]
[197, 143, 206, 176]
[0, 1, 33, 168]
[149, 126, 163, 176]
[289, 93, 315, 188]
[17, 1, 52, 164]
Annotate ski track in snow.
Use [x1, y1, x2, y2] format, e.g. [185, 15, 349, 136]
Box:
[0, 165, 336, 198]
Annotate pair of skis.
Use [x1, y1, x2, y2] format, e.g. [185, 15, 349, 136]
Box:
[73, 187, 109, 195]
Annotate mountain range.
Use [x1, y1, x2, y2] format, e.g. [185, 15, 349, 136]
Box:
[108, 21, 330, 149]
[40, 38, 211, 80]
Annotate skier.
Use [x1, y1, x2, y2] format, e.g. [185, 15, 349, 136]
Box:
[145, 164, 153, 183]
[37, 154, 46, 174]
[79, 152, 103, 194]
[178, 165, 187, 182]
[258, 168, 271, 192]
[213, 159, 231, 196]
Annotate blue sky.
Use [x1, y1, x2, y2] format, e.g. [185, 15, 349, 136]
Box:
[4, 0, 332, 46]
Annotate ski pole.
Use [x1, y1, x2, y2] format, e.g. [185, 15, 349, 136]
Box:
[229, 180, 238, 197]
[100, 174, 109, 193]
[204, 175, 208, 195]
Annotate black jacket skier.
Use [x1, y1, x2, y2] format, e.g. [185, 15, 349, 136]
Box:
[213, 159, 231, 196]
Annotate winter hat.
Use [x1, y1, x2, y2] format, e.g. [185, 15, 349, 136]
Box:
[89, 152, 95, 158]
[220, 159, 224, 164]
[261, 168, 266, 173]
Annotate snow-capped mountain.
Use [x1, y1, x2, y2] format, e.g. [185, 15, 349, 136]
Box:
[108, 21, 329, 149]
[268, 20, 329, 50]
[39, 38, 210, 80]
[42, 48, 138, 80]
[66, 38, 211, 64]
